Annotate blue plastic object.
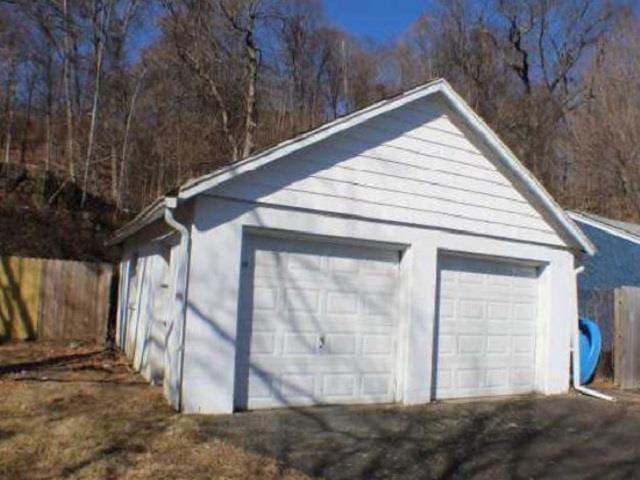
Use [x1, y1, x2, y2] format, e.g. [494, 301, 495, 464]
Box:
[578, 317, 602, 384]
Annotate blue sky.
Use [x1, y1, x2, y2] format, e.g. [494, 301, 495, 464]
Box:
[323, 0, 432, 41]
[130, 0, 434, 61]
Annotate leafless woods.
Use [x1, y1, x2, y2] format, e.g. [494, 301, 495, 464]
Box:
[0, 0, 638, 221]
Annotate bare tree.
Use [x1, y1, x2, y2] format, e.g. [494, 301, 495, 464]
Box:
[81, 0, 114, 206]
[62, 0, 76, 179]
[564, 18, 640, 218]
[117, 66, 146, 208]
[162, 0, 264, 162]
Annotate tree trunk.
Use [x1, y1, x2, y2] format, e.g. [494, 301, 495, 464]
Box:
[118, 67, 146, 209]
[241, 27, 258, 159]
[82, 1, 112, 207]
[44, 55, 53, 173]
[20, 67, 37, 165]
[110, 145, 117, 201]
[62, 0, 75, 180]
[3, 58, 17, 165]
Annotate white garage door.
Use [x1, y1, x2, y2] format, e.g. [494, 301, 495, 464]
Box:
[435, 255, 540, 399]
[236, 235, 400, 410]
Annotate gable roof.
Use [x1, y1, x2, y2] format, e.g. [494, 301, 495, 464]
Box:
[109, 79, 595, 255]
[569, 211, 640, 246]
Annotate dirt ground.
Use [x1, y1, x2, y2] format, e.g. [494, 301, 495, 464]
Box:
[2, 342, 640, 479]
[0, 342, 306, 480]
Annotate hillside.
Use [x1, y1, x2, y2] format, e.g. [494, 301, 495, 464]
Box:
[0, 164, 129, 262]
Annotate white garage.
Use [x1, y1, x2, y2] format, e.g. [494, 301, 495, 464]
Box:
[111, 79, 595, 414]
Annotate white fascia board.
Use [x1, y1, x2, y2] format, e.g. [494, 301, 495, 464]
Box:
[107, 197, 165, 246]
[568, 211, 640, 247]
[435, 81, 596, 256]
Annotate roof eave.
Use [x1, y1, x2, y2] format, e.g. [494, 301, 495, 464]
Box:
[569, 211, 640, 248]
[434, 81, 596, 256]
[106, 197, 165, 246]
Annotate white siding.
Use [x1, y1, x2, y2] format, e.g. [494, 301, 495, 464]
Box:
[211, 97, 564, 247]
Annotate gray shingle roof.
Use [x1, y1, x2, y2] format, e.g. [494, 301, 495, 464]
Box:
[570, 211, 640, 240]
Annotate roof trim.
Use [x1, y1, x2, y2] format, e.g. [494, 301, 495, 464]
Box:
[569, 211, 640, 247]
[434, 83, 595, 256]
[107, 197, 165, 246]
[109, 78, 595, 255]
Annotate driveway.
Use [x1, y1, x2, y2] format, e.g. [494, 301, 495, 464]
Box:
[2, 341, 640, 479]
[200, 392, 640, 479]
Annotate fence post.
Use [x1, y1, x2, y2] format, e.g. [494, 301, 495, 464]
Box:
[614, 288, 623, 388]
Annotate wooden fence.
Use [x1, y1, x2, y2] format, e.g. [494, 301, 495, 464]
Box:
[0, 256, 112, 342]
[615, 287, 640, 389]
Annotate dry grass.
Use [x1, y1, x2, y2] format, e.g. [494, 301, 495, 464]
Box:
[0, 341, 308, 479]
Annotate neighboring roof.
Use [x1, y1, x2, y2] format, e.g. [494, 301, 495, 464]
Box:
[569, 211, 640, 246]
[109, 79, 595, 255]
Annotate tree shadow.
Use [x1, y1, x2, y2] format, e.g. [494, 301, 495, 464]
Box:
[0, 257, 37, 341]
[0, 350, 101, 375]
[196, 395, 640, 479]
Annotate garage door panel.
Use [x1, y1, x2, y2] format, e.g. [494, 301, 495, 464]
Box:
[250, 331, 277, 354]
[282, 287, 322, 312]
[486, 320, 510, 334]
[244, 351, 396, 370]
[486, 335, 509, 353]
[238, 235, 400, 409]
[281, 373, 316, 398]
[322, 374, 357, 397]
[457, 369, 483, 389]
[252, 285, 279, 310]
[443, 286, 531, 302]
[247, 374, 276, 400]
[435, 255, 540, 399]
[511, 368, 535, 386]
[362, 334, 393, 355]
[282, 332, 318, 355]
[361, 374, 394, 396]
[326, 290, 359, 314]
[514, 303, 537, 320]
[486, 369, 509, 387]
[254, 272, 396, 293]
[513, 335, 535, 354]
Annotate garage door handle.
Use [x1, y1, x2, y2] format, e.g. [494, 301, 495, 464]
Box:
[318, 335, 325, 350]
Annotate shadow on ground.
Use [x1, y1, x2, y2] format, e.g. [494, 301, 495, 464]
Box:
[198, 393, 640, 479]
[2, 341, 640, 479]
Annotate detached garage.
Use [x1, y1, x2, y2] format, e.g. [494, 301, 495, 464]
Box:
[110, 79, 594, 414]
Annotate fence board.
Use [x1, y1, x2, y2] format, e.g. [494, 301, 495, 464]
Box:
[615, 287, 640, 389]
[39, 260, 112, 342]
[0, 256, 112, 343]
[0, 257, 42, 340]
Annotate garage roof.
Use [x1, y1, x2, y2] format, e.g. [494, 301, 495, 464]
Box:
[109, 79, 595, 255]
[569, 211, 640, 246]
